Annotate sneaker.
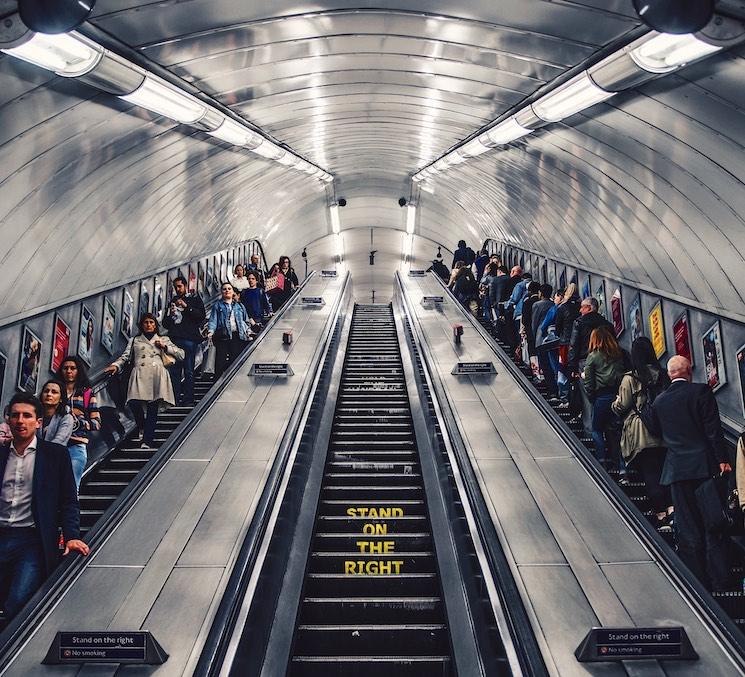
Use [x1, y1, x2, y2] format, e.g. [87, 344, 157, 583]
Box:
[618, 476, 631, 487]
[140, 440, 156, 449]
[657, 514, 674, 532]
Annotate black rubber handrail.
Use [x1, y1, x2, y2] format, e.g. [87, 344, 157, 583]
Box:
[395, 272, 548, 677]
[0, 273, 318, 670]
[193, 272, 352, 677]
[428, 270, 745, 671]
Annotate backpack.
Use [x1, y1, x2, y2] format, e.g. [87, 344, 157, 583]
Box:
[633, 375, 665, 437]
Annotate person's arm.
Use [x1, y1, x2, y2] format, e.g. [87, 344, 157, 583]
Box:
[207, 304, 218, 335]
[567, 318, 581, 370]
[162, 337, 185, 361]
[261, 290, 271, 315]
[540, 306, 556, 338]
[611, 375, 633, 417]
[582, 353, 597, 400]
[698, 386, 730, 467]
[186, 295, 206, 324]
[48, 413, 76, 445]
[107, 338, 134, 373]
[58, 446, 88, 556]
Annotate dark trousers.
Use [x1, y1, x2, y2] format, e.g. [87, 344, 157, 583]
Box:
[214, 333, 248, 379]
[130, 400, 159, 444]
[670, 479, 731, 592]
[537, 351, 557, 397]
[0, 526, 45, 619]
[633, 447, 671, 514]
[168, 337, 198, 404]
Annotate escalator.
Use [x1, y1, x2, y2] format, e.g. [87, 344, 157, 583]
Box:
[289, 304, 451, 675]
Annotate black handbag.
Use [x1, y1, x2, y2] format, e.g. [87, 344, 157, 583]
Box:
[568, 378, 583, 418]
[213, 326, 230, 342]
[695, 475, 740, 535]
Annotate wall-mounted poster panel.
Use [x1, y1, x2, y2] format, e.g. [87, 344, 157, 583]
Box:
[737, 344, 745, 418]
[648, 301, 665, 359]
[559, 267, 567, 291]
[139, 280, 151, 319]
[628, 294, 643, 342]
[702, 321, 726, 392]
[51, 314, 71, 374]
[595, 281, 607, 319]
[610, 288, 624, 337]
[188, 265, 197, 295]
[0, 352, 6, 400]
[153, 276, 164, 323]
[673, 310, 693, 366]
[78, 305, 95, 367]
[101, 298, 116, 356]
[18, 325, 42, 393]
[121, 289, 134, 340]
[198, 261, 207, 300]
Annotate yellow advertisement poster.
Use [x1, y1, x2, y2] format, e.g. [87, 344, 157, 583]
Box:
[648, 301, 666, 358]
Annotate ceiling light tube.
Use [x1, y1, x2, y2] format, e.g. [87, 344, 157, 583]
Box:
[120, 76, 207, 124]
[479, 117, 531, 147]
[208, 118, 261, 146]
[629, 32, 722, 73]
[412, 174, 423, 183]
[335, 233, 344, 260]
[531, 72, 614, 123]
[460, 137, 490, 158]
[2, 30, 103, 76]
[406, 205, 416, 234]
[330, 205, 341, 234]
[251, 139, 285, 160]
[322, 173, 334, 183]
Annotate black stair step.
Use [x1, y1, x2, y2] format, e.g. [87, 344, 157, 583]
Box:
[316, 516, 428, 533]
[293, 625, 448, 656]
[331, 451, 418, 463]
[323, 473, 422, 487]
[328, 461, 419, 472]
[289, 654, 451, 677]
[313, 533, 432, 551]
[309, 552, 435, 574]
[322, 486, 423, 501]
[299, 597, 444, 624]
[305, 573, 439, 597]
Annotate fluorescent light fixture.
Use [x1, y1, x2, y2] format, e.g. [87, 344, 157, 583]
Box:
[330, 205, 341, 234]
[322, 173, 334, 183]
[630, 32, 721, 73]
[121, 76, 207, 124]
[532, 72, 614, 122]
[406, 205, 416, 234]
[2, 31, 103, 76]
[404, 233, 414, 261]
[335, 233, 344, 260]
[460, 137, 490, 158]
[251, 139, 285, 160]
[209, 118, 262, 146]
[480, 117, 531, 147]
[276, 153, 300, 167]
[412, 174, 422, 183]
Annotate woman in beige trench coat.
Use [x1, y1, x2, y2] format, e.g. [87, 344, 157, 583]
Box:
[105, 313, 184, 448]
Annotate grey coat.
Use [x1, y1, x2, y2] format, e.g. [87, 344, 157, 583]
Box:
[113, 334, 185, 406]
[42, 411, 76, 446]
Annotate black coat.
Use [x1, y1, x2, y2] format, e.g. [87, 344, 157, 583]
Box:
[490, 274, 510, 304]
[162, 293, 206, 343]
[567, 311, 613, 368]
[555, 298, 580, 346]
[452, 246, 475, 268]
[0, 440, 80, 576]
[652, 381, 729, 485]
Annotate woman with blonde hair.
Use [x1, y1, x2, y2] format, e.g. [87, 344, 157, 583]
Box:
[583, 325, 626, 471]
[555, 282, 580, 401]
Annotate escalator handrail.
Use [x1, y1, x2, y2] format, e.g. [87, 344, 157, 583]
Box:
[427, 270, 745, 670]
[193, 272, 352, 677]
[395, 272, 549, 677]
[0, 272, 320, 669]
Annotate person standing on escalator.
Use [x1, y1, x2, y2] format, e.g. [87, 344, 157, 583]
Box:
[452, 240, 476, 268]
[207, 283, 252, 378]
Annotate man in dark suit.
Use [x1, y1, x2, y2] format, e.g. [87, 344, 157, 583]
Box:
[0, 393, 89, 622]
[652, 356, 731, 591]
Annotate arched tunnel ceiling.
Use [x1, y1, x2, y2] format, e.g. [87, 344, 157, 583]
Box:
[2, 2, 744, 320]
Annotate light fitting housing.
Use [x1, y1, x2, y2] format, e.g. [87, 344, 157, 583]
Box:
[531, 72, 614, 123]
[629, 31, 722, 72]
[1, 30, 102, 76]
[120, 75, 207, 124]
[406, 205, 416, 234]
[209, 117, 262, 146]
[479, 117, 532, 147]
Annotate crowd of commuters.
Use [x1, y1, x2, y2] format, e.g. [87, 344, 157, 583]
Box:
[451, 240, 743, 594]
[0, 255, 300, 625]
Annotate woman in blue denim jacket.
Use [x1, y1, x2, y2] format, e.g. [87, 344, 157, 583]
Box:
[208, 282, 252, 378]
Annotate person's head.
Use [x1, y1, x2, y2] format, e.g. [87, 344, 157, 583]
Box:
[479, 249, 488, 257]
[250, 254, 260, 267]
[246, 272, 258, 288]
[588, 325, 621, 360]
[458, 240, 466, 249]
[279, 256, 291, 271]
[220, 282, 235, 301]
[57, 356, 90, 390]
[521, 272, 533, 281]
[554, 288, 564, 304]
[234, 264, 245, 278]
[173, 276, 187, 296]
[40, 379, 68, 416]
[562, 282, 578, 303]
[497, 265, 508, 275]
[630, 336, 658, 373]
[489, 254, 500, 264]
[486, 263, 498, 276]
[7, 393, 43, 444]
[268, 263, 280, 276]
[539, 284, 553, 300]
[510, 265, 522, 278]
[667, 355, 692, 382]
[527, 281, 540, 295]
[580, 297, 598, 316]
[138, 313, 159, 335]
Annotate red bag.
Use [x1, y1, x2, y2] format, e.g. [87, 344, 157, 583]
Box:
[265, 272, 286, 296]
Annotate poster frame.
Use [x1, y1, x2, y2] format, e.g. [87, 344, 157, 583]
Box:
[648, 300, 666, 359]
[77, 305, 95, 367]
[610, 287, 624, 337]
[50, 313, 71, 374]
[18, 325, 43, 393]
[121, 289, 135, 341]
[736, 342, 745, 419]
[701, 320, 726, 393]
[101, 298, 116, 356]
[672, 309, 694, 367]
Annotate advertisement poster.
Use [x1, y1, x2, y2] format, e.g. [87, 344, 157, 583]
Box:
[595, 281, 607, 319]
[219, 255, 227, 284]
[648, 301, 665, 359]
[51, 314, 71, 373]
[198, 261, 206, 299]
[610, 288, 624, 337]
[188, 265, 197, 295]
[139, 280, 150, 319]
[628, 294, 643, 342]
[702, 321, 726, 392]
[101, 298, 116, 355]
[121, 289, 134, 340]
[205, 260, 214, 295]
[0, 351, 6, 399]
[737, 344, 745, 418]
[78, 305, 95, 366]
[18, 325, 42, 393]
[559, 267, 566, 292]
[673, 311, 693, 366]
[154, 277, 164, 322]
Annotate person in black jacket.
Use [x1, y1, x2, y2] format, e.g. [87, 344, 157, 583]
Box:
[652, 356, 732, 591]
[452, 240, 475, 268]
[0, 393, 88, 622]
[162, 276, 206, 406]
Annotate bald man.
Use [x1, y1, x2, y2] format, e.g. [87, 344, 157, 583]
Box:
[652, 355, 732, 591]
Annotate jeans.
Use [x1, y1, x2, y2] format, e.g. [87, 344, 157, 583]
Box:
[549, 350, 569, 398]
[129, 400, 159, 445]
[591, 393, 619, 464]
[633, 447, 672, 514]
[67, 443, 87, 491]
[168, 337, 199, 404]
[0, 526, 45, 619]
[214, 333, 248, 379]
[483, 296, 495, 322]
[537, 351, 557, 397]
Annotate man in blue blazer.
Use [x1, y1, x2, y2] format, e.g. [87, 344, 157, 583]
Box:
[652, 356, 731, 591]
[0, 392, 89, 621]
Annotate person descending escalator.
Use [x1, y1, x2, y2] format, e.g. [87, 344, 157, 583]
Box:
[451, 263, 479, 316]
[452, 239, 475, 268]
